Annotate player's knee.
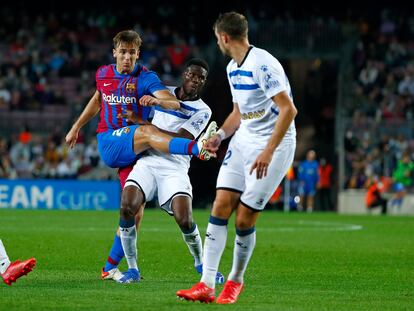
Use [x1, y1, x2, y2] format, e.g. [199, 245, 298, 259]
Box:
[212, 197, 234, 218]
[235, 217, 255, 230]
[120, 197, 138, 220]
[177, 217, 193, 232]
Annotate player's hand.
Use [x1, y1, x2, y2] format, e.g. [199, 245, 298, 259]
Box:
[65, 128, 78, 149]
[249, 149, 273, 179]
[117, 110, 145, 124]
[139, 95, 160, 107]
[204, 134, 222, 153]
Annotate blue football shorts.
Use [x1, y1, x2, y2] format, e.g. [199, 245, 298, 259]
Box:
[97, 125, 141, 168]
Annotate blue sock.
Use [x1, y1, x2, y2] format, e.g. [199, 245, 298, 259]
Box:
[168, 138, 199, 156]
[104, 233, 125, 272]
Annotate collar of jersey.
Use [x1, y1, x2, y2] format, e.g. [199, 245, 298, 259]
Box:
[237, 45, 254, 68]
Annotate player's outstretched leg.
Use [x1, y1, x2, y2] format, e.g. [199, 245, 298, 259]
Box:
[1, 258, 36, 286]
[135, 121, 218, 160]
[168, 121, 217, 160]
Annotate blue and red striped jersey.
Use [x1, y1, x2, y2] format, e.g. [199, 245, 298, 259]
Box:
[95, 63, 167, 133]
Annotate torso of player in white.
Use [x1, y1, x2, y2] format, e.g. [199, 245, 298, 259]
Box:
[226, 46, 296, 145]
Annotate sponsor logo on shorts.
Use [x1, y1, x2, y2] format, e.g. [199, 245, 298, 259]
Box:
[256, 198, 264, 206]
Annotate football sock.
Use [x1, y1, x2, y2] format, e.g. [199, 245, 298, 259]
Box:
[119, 219, 138, 270]
[228, 227, 256, 284]
[200, 216, 228, 288]
[0, 240, 11, 274]
[168, 138, 199, 156]
[104, 233, 125, 272]
[181, 224, 203, 267]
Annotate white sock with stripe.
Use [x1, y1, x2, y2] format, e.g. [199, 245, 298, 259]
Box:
[228, 227, 256, 284]
[200, 216, 228, 288]
[182, 224, 203, 267]
[119, 225, 138, 270]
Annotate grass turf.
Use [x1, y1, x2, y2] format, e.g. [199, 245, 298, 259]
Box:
[0, 209, 413, 310]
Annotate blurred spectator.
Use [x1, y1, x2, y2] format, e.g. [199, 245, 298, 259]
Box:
[365, 175, 387, 215]
[0, 80, 11, 109]
[298, 150, 319, 212]
[389, 153, 414, 212]
[18, 125, 32, 145]
[392, 152, 414, 189]
[317, 157, 333, 211]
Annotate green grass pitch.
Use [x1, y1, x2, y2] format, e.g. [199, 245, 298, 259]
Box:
[0, 209, 413, 310]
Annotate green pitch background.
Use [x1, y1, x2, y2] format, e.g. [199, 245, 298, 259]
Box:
[0, 209, 413, 310]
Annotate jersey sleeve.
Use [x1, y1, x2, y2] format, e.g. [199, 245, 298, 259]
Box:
[180, 106, 212, 139]
[140, 70, 168, 94]
[256, 56, 287, 99]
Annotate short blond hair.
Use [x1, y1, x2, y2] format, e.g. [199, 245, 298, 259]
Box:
[113, 30, 142, 49]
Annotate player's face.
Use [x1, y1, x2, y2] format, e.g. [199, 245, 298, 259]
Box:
[182, 65, 207, 97]
[113, 42, 139, 74]
[214, 28, 230, 56]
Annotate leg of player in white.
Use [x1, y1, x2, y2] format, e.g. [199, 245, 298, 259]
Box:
[170, 195, 204, 268]
[162, 194, 224, 284]
[0, 240, 10, 274]
[177, 138, 295, 303]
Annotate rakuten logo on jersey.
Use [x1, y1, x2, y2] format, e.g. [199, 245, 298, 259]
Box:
[102, 93, 137, 105]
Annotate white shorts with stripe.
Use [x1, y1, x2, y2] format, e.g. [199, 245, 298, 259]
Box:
[216, 134, 295, 211]
[124, 156, 192, 215]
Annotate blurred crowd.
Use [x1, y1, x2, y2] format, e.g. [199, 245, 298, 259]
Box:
[0, 126, 114, 180]
[0, 6, 207, 112]
[344, 9, 414, 192]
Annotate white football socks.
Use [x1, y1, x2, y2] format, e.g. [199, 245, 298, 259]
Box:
[0, 240, 11, 274]
[228, 230, 256, 284]
[182, 225, 203, 267]
[119, 226, 138, 270]
[201, 223, 228, 288]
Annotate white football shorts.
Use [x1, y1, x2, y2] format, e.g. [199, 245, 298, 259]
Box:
[216, 135, 295, 211]
[124, 157, 192, 215]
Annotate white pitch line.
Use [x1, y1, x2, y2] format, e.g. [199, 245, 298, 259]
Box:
[0, 220, 363, 233]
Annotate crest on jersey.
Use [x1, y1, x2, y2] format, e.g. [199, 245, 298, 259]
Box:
[126, 83, 136, 93]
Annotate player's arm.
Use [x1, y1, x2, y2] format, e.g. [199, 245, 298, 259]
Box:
[139, 89, 180, 110]
[264, 91, 297, 152]
[204, 103, 241, 152]
[117, 110, 151, 125]
[250, 91, 297, 179]
[65, 90, 101, 148]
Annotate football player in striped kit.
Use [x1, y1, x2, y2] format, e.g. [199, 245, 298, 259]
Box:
[177, 11, 297, 304]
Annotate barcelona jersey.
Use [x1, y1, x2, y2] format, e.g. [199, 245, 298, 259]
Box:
[95, 63, 167, 133]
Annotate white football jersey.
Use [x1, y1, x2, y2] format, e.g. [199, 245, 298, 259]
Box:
[146, 86, 211, 171]
[226, 46, 296, 146]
